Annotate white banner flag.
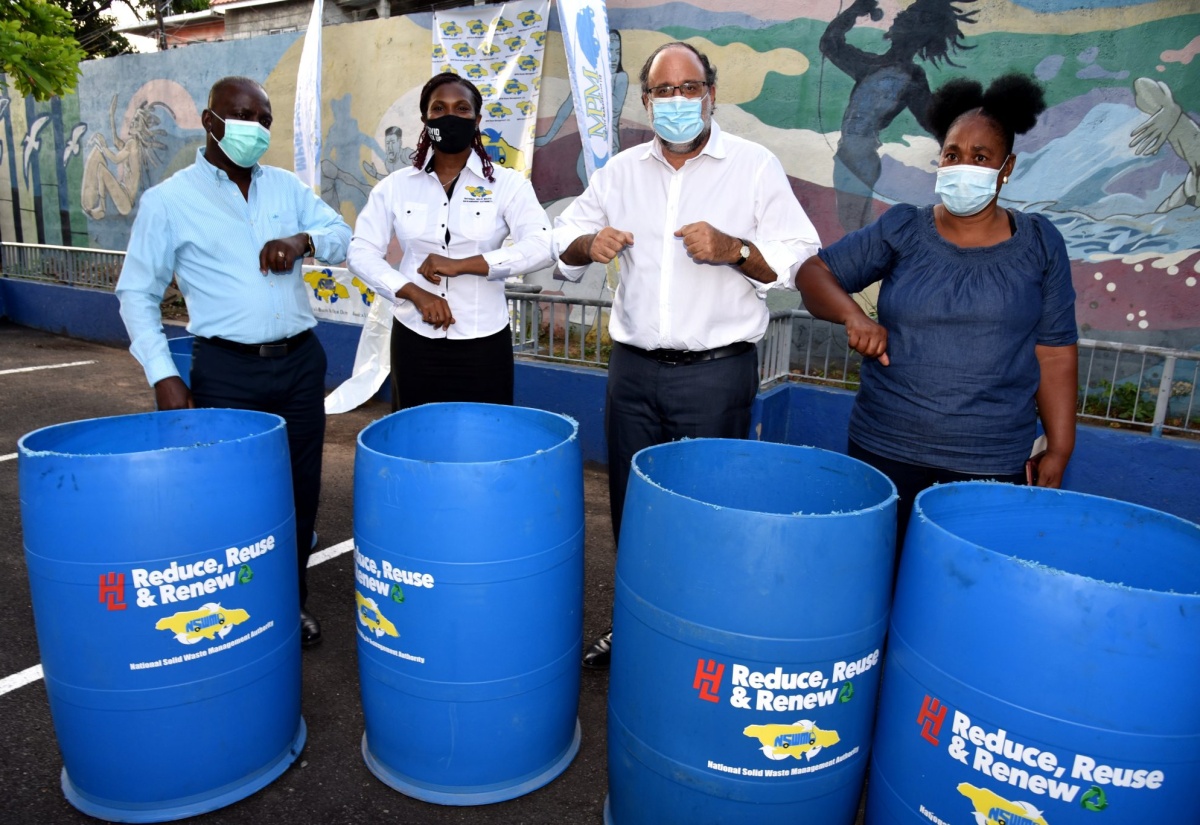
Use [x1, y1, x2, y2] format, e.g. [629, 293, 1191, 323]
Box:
[293, 0, 323, 189]
[432, 1, 550, 178]
[555, 0, 613, 181]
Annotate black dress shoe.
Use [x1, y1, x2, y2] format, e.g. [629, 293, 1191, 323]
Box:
[300, 609, 322, 648]
[582, 628, 612, 670]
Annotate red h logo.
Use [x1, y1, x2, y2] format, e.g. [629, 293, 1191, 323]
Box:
[693, 659, 724, 703]
[98, 572, 127, 611]
[917, 695, 947, 746]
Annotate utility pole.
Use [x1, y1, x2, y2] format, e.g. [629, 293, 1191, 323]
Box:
[154, 0, 168, 51]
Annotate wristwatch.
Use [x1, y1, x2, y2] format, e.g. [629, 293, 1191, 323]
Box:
[734, 239, 750, 267]
[302, 233, 315, 258]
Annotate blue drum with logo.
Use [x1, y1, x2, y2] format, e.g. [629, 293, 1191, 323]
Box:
[18, 409, 304, 822]
[355, 403, 583, 804]
[868, 482, 1200, 823]
[606, 440, 897, 824]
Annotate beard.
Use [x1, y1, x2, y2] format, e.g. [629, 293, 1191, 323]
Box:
[658, 124, 711, 155]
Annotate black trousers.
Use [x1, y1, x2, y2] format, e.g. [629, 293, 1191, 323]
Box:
[847, 439, 1026, 559]
[390, 320, 513, 411]
[605, 342, 759, 545]
[191, 333, 326, 609]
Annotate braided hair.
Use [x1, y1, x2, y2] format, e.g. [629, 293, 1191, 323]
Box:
[411, 72, 495, 183]
[927, 73, 1047, 155]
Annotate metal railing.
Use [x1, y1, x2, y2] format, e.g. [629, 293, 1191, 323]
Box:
[5, 242, 1198, 437]
[1, 242, 126, 290]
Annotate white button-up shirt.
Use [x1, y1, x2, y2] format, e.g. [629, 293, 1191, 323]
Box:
[348, 152, 552, 339]
[553, 121, 821, 351]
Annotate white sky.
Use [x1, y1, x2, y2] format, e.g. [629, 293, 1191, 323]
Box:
[108, 2, 159, 54]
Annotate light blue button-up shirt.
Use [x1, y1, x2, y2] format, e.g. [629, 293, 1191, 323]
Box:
[116, 148, 351, 386]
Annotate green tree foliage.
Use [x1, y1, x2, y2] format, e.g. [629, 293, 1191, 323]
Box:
[0, 0, 86, 100]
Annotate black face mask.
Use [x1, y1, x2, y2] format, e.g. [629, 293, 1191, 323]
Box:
[426, 115, 477, 155]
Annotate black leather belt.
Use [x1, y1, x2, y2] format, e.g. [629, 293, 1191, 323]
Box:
[198, 329, 313, 358]
[620, 340, 754, 365]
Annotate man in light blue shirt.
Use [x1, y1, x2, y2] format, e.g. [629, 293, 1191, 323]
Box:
[116, 76, 351, 648]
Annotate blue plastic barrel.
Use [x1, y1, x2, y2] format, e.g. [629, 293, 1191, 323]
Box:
[606, 440, 898, 825]
[167, 335, 193, 387]
[868, 482, 1200, 824]
[18, 409, 305, 822]
[354, 402, 583, 804]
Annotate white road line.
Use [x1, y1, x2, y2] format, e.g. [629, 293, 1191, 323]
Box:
[0, 665, 44, 696]
[0, 537, 355, 698]
[0, 360, 97, 376]
[308, 537, 353, 567]
[0, 454, 16, 463]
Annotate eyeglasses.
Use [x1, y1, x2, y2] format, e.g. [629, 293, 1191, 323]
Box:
[646, 81, 709, 99]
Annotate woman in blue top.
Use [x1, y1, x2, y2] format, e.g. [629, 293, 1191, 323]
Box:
[797, 74, 1078, 544]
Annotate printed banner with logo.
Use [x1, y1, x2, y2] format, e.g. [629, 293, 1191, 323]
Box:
[432, 1, 550, 178]
[302, 265, 375, 326]
[554, 0, 613, 181]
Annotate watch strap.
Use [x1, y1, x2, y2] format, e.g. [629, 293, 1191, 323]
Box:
[734, 239, 750, 267]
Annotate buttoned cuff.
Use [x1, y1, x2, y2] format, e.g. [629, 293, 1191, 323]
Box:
[482, 247, 515, 281]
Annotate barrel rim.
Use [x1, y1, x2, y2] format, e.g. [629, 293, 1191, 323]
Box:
[356, 402, 579, 466]
[912, 480, 1200, 597]
[17, 408, 288, 460]
[629, 439, 898, 519]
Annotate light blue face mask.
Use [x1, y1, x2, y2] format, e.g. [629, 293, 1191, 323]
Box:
[934, 157, 1009, 216]
[650, 95, 708, 145]
[212, 113, 271, 168]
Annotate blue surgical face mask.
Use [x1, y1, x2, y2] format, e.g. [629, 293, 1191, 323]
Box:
[934, 158, 1009, 216]
[650, 95, 707, 145]
[212, 113, 271, 168]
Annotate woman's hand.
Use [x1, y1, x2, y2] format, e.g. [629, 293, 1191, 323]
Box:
[845, 314, 890, 366]
[1032, 449, 1069, 489]
[401, 284, 455, 330]
[417, 254, 462, 285]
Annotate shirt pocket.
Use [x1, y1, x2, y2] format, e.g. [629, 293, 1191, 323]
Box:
[394, 202, 430, 240]
[269, 211, 301, 241]
[457, 202, 499, 242]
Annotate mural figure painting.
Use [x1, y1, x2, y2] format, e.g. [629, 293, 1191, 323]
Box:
[320, 93, 382, 215]
[362, 125, 415, 183]
[535, 28, 628, 189]
[82, 96, 174, 220]
[821, 0, 977, 231]
[1130, 76, 1200, 212]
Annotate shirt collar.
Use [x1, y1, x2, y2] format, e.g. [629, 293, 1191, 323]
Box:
[638, 119, 727, 165]
[422, 150, 487, 182]
[196, 147, 263, 182]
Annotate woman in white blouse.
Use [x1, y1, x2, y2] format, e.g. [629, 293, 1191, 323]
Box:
[348, 72, 553, 409]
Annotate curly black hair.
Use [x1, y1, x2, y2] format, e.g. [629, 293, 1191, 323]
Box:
[927, 73, 1047, 154]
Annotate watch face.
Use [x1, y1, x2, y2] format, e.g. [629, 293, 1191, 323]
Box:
[740, 244, 750, 258]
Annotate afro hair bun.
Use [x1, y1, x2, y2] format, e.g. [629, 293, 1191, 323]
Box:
[927, 73, 1046, 147]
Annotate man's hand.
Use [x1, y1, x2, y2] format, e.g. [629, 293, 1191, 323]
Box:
[259, 233, 310, 274]
[845, 314, 890, 366]
[674, 222, 739, 265]
[154, 376, 194, 411]
[403, 285, 456, 330]
[587, 227, 634, 263]
[417, 254, 463, 285]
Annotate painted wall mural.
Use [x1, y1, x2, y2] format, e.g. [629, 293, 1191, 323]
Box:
[0, 0, 1196, 348]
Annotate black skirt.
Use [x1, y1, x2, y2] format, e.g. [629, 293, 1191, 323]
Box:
[389, 320, 514, 411]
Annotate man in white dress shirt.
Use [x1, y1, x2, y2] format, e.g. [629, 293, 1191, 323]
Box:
[554, 42, 822, 669]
